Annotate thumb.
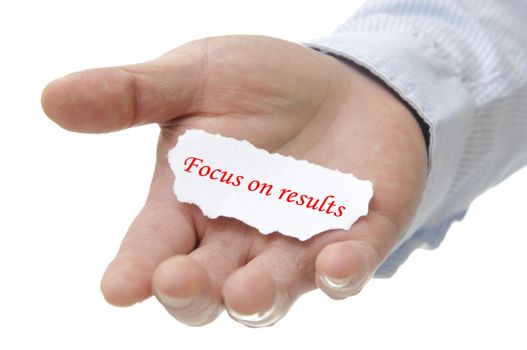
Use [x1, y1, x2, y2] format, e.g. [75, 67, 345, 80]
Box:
[41, 42, 205, 133]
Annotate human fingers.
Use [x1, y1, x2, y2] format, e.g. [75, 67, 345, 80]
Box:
[221, 235, 306, 327]
[100, 159, 197, 306]
[314, 212, 397, 299]
[41, 42, 207, 133]
[152, 219, 259, 326]
[220, 210, 397, 327]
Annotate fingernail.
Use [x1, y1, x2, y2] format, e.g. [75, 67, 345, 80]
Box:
[157, 293, 193, 309]
[227, 305, 277, 327]
[318, 273, 354, 290]
[226, 288, 288, 328]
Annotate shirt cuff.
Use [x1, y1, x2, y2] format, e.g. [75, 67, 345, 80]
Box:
[303, 31, 475, 271]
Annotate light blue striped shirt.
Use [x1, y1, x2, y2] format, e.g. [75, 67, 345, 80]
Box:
[305, 0, 527, 277]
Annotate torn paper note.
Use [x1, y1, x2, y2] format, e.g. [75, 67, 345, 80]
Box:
[168, 129, 373, 241]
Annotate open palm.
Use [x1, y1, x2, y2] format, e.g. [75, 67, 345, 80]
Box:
[42, 36, 427, 326]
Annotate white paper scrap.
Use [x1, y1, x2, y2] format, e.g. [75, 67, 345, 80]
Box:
[168, 129, 373, 241]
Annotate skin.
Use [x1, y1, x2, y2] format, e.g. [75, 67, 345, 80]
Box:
[41, 35, 427, 327]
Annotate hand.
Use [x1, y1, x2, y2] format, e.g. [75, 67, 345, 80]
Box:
[41, 35, 427, 326]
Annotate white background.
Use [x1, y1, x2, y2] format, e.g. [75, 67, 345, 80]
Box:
[1, 1, 526, 349]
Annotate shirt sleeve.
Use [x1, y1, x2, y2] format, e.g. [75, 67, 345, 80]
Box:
[303, 0, 527, 277]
